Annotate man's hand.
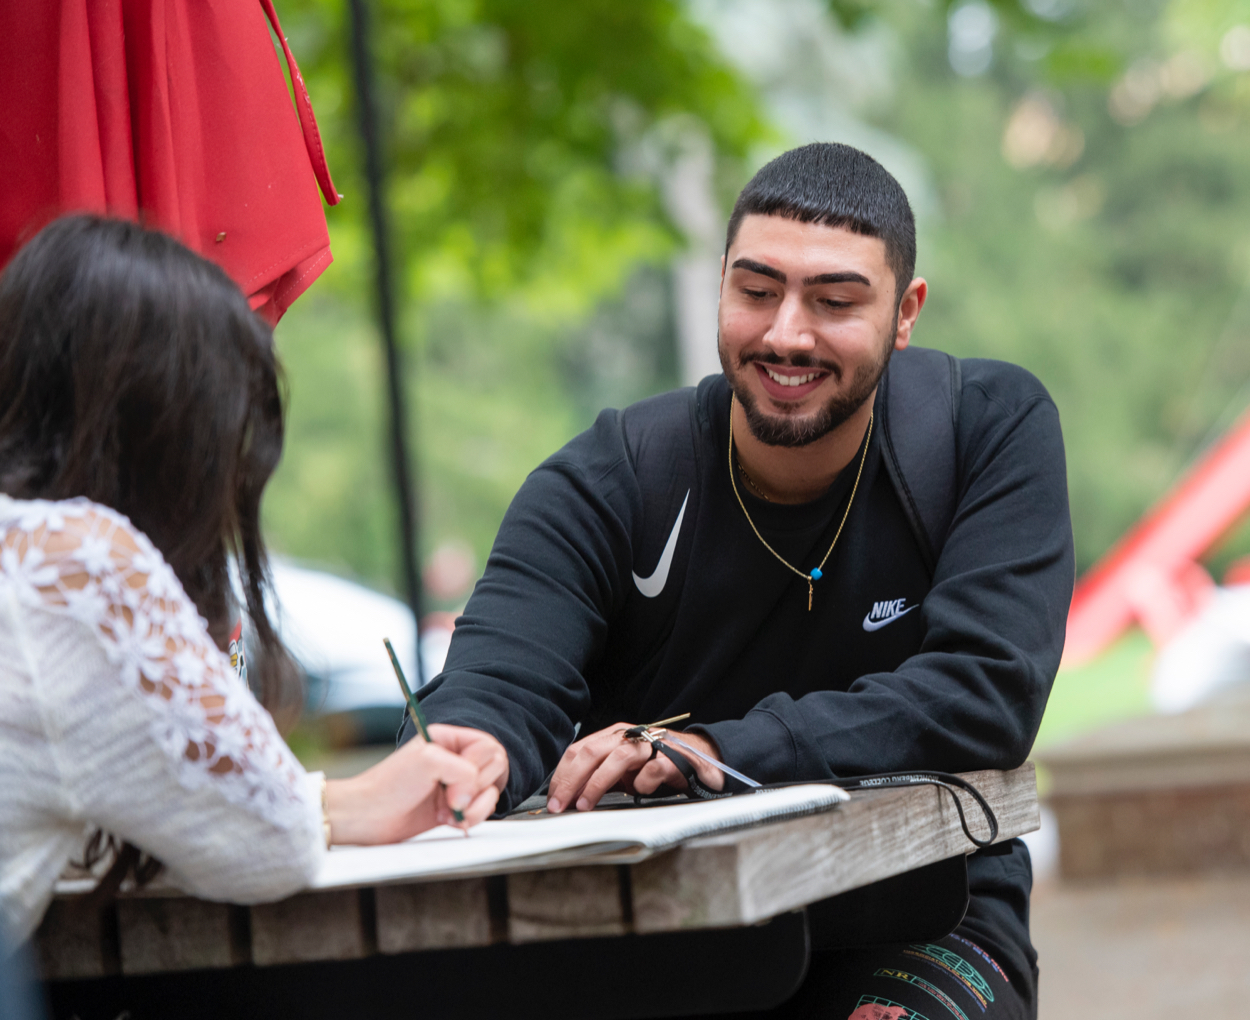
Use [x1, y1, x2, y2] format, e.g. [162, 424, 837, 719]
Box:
[546, 724, 724, 814]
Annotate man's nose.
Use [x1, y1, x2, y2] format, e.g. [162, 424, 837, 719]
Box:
[763, 295, 816, 358]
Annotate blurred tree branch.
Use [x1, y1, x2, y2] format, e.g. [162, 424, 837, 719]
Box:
[279, 0, 767, 318]
[826, 0, 1125, 86]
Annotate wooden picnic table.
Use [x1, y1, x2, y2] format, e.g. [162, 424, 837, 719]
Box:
[38, 764, 1038, 1020]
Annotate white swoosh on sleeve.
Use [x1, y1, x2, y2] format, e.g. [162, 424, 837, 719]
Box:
[861, 605, 918, 631]
[632, 490, 690, 598]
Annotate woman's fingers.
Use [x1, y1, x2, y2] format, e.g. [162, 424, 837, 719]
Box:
[457, 784, 501, 828]
[428, 723, 489, 753]
[477, 744, 509, 792]
[428, 724, 510, 792]
[418, 742, 488, 814]
[331, 722, 513, 844]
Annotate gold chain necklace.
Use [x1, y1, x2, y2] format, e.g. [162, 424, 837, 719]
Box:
[736, 458, 771, 501]
[728, 395, 873, 611]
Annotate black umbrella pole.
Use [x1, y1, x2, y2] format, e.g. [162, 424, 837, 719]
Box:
[347, 0, 425, 685]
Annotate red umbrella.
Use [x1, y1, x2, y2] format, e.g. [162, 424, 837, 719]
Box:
[0, 0, 340, 323]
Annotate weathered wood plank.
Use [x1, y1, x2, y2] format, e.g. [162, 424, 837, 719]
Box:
[375, 878, 492, 953]
[34, 767, 1038, 965]
[632, 765, 1038, 934]
[629, 843, 742, 934]
[250, 889, 368, 966]
[117, 897, 235, 974]
[34, 898, 112, 980]
[951, 765, 1041, 840]
[506, 866, 627, 942]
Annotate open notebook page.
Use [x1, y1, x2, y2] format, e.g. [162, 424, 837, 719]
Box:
[313, 784, 847, 890]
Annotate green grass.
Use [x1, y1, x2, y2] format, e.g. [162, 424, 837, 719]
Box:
[1035, 630, 1155, 752]
[1031, 629, 1156, 794]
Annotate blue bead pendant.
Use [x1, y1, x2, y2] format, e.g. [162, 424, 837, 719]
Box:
[810, 568, 823, 581]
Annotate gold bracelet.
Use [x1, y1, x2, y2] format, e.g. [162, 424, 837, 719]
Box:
[319, 773, 332, 848]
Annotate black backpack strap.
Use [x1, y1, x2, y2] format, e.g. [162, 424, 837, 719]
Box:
[879, 346, 963, 576]
[617, 385, 703, 538]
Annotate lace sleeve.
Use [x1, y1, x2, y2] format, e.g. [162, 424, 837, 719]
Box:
[0, 497, 310, 831]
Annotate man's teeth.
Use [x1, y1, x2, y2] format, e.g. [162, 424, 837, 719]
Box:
[764, 366, 821, 387]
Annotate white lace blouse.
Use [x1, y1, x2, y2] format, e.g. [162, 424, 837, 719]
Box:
[0, 495, 324, 946]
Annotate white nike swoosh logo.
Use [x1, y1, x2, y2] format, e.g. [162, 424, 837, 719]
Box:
[632, 490, 689, 598]
[862, 605, 917, 631]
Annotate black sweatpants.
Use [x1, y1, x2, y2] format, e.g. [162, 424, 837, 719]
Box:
[719, 842, 1038, 1020]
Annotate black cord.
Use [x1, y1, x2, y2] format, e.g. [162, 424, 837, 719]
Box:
[649, 740, 735, 800]
[631, 745, 998, 849]
[826, 771, 999, 849]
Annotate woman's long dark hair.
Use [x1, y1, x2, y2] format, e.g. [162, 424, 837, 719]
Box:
[0, 215, 302, 896]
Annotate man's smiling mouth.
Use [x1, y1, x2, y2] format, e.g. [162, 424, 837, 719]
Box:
[761, 366, 826, 387]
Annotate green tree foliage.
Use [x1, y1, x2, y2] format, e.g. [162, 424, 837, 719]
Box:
[830, 0, 1124, 84]
[281, 0, 762, 312]
[266, 0, 1250, 600]
[265, 0, 762, 594]
[823, 0, 1250, 572]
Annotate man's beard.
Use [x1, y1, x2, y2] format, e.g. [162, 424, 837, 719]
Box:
[719, 325, 896, 449]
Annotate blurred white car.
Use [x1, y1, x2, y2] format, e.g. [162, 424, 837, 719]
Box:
[268, 560, 454, 743]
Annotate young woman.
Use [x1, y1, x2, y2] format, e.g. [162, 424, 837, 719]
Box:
[0, 216, 506, 947]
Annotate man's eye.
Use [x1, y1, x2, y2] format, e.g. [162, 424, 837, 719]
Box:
[821, 298, 852, 309]
[743, 288, 771, 300]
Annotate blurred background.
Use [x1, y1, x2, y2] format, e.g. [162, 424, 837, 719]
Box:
[263, 2, 1250, 1012]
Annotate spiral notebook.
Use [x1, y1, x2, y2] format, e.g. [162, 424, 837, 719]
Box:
[311, 784, 847, 890]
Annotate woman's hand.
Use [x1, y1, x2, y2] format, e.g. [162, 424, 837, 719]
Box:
[324, 727, 507, 845]
[427, 724, 509, 797]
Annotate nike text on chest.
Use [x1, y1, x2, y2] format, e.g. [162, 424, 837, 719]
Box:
[862, 598, 917, 631]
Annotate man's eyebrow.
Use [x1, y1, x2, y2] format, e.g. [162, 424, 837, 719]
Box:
[730, 260, 873, 289]
[803, 271, 872, 287]
[730, 258, 785, 283]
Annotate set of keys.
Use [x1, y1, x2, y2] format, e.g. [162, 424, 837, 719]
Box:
[622, 713, 761, 789]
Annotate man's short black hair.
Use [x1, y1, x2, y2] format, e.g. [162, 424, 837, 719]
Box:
[725, 142, 916, 299]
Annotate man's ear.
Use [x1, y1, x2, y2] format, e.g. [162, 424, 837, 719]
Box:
[894, 277, 928, 351]
[720, 253, 726, 287]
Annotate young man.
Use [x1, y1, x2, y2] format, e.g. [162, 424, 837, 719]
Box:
[410, 143, 1073, 1019]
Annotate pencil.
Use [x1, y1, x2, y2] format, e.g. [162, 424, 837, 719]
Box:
[384, 638, 466, 827]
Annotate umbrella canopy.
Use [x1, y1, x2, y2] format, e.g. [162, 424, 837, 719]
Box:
[0, 0, 340, 323]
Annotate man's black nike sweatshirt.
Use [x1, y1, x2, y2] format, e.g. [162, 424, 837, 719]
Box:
[409, 355, 1074, 1008]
